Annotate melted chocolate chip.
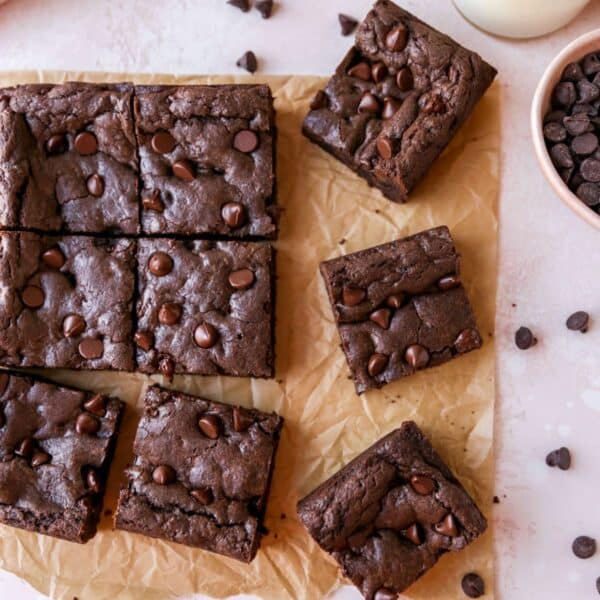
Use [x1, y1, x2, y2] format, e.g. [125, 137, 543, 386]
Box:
[83, 394, 107, 417]
[405, 344, 429, 369]
[62, 314, 86, 338]
[74, 131, 98, 155]
[368, 353, 388, 377]
[78, 338, 104, 360]
[233, 129, 259, 153]
[198, 414, 221, 439]
[148, 252, 173, 276]
[221, 202, 247, 228]
[229, 269, 255, 290]
[194, 323, 219, 349]
[152, 464, 176, 485]
[41, 247, 66, 269]
[135, 331, 155, 352]
[151, 131, 176, 154]
[75, 413, 100, 435]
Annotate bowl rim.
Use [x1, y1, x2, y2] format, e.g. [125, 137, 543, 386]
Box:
[531, 28, 600, 230]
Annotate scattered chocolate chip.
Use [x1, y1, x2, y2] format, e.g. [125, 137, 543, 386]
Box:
[21, 285, 45, 309]
[342, 287, 366, 306]
[386, 24, 408, 52]
[46, 133, 68, 155]
[566, 311, 589, 332]
[454, 329, 481, 353]
[227, 0, 249, 12]
[256, 0, 273, 19]
[461, 573, 485, 598]
[151, 131, 176, 154]
[358, 92, 380, 115]
[438, 274, 460, 290]
[198, 414, 222, 439]
[134, 331, 154, 352]
[86, 174, 104, 197]
[30, 450, 50, 468]
[576, 182, 600, 206]
[62, 314, 86, 338]
[229, 268, 255, 290]
[86, 468, 102, 493]
[84, 394, 107, 417]
[310, 90, 328, 110]
[233, 406, 253, 432]
[76, 413, 100, 435]
[159, 356, 175, 380]
[402, 523, 422, 545]
[41, 247, 65, 269]
[233, 129, 259, 153]
[78, 338, 104, 360]
[142, 189, 164, 212]
[369, 308, 392, 329]
[158, 302, 182, 325]
[190, 487, 213, 504]
[74, 131, 98, 155]
[382, 97, 401, 120]
[376, 136, 393, 159]
[546, 447, 571, 470]
[410, 474, 435, 495]
[348, 62, 372, 81]
[405, 344, 429, 369]
[172, 159, 195, 182]
[434, 513, 458, 537]
[515, 327, 537, 350]
[15, 437, 34, 458]
[386, 294, 405, 309]
[371, 62, 388, 83]
[148, 252, 173, 276]
[221, 202, 246, 228]
[237, 50, 258, 73]
[338, 13, 358, 36]
[573, 536, 596, 559]
[367, 353, 388, 377]
[194, 323, 219, 348]
[581, 158, 600, 182]
[152, 464, 176, 485]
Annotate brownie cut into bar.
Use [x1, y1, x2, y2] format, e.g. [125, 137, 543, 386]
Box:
[320, 226, 482, 394]
[134, 85, 277, 238]
[0, 82, 139, 233]
[0, 370, 124, 543]
[135, 238, 274, 379]
[0, 232, 136, 370]
[297, 421, 487, 599]
[303, 0, 497, 202]
[115, 384, 283, 562]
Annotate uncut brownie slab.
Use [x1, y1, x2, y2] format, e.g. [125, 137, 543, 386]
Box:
[134, 85, 277, 238]
[303, 0, 496, 202]
[297, 421, 487, 599]
[320, 226, 482, 394]
[0, 82, 139, 233]
[135, 238, 274, 379]
[115, 384, 283, 562]
[0, 370, 124, 543]
[0, 232, 135, 370]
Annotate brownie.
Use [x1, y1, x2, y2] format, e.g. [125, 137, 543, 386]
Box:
[303, 0, 497, 202]
[297, 421, 487, 599]
[0, 370, 124, 543]
[0, 82, 139, 233]
[0, 232, 135, 370]
[319, 226, 482, 394]
[134, 85, 277, 237]
[135, 238, 274, 379]
[114, 384, 283, 562]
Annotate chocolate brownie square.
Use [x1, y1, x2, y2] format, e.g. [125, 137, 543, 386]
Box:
[115, 384, 283, 562]
[297, 421, 487, 599]
[319, 226, 482, 394]
[135, 238, 274, 379]
[0, 82, 139, 233]
[303, 0, 497, 202]
[0, 232, 135, 370]
[134, 85, 277, 238]
[0, 371, 124, 543]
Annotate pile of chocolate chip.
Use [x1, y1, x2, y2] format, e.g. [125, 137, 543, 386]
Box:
[544, 51, 600, 214]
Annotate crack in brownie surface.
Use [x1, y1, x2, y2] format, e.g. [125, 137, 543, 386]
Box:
[114, 384, 283, 562]
[303, 0, 496, 202]
[297, 421, 487, 599]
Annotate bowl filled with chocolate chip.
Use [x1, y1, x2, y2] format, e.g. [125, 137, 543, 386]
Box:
[532, 29, 600, 229]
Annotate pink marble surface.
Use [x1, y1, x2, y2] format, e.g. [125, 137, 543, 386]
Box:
[0, 1, 598, 598]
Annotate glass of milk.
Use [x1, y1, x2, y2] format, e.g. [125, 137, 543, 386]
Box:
[453, 0, 590, 39]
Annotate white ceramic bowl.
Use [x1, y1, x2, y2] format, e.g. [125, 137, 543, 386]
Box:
[531, 29, 600, 230]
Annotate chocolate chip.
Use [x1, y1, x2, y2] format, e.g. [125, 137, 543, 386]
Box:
[576, 182, 600, 206]
[229, 268, 255, 290]
[423, 95, 446, 115]
[562, 62, 584, 81]
[233, 129, 259, 153]
[410, 474, 435, 495]
[142, 189, 164, 212]
[550, 144, 574, 168]
[86, 468, 102, 493]
[41, 247, 65, 269]
[172, 159, 195, 182]
[151, 131, 176, 154]
[434, 513, 458, 537]
[581, 158, 600, 182]
[577, 79, 600, 103]
[310, 90, 328, 110]
[74, 131, 98, 155]
[573, 536, 596, 559]
[358, 92, 380, 115]
[46, 133, 68, 155]
[76, 413, 100, 435]
[553, 82, 576, 108]
[546, 447, 571, 470]
[454, 329, 481, 353]
[190, 487, 213, 504]
[396, 67, 414, 91]
[62, 314, 86, 338]
[158, 302, 182, 325]
[438, 274, 460, 290]
[221, 202, 246, 228]
[86, 174, 104, 197]
[515, 327, 536, 350]
[564, 114, 592, 136]
[0, 372, 8, 396]
[566, 310, 589, 332]
[15, 437, 34, 458]
[342, 287, 366, 306]
[236, 50, 257, 73]
[233, 406, 253, 432]
[572, 133, 598, 155]
[21, 285, 45, 309]
[148, 252, 173, 276]
[198, 414, 221, 439]
[338, 13, 358, 36]
[369, 308, 391, 329]
[227, 0, 249, 12]
[348, 62, 372, 81]
[152, 464, 176, 485]
[543, 122, 567, 143]
[405, 344, 429, 369]
[367, 353, 388, 377]
[194, 323, 219, 349]
[371, 62, 387, 83]
[461, 573, 485, 598]
[376, 136, 393, 159]
[546, 109, 567, 123]
[134, 331, 154, 352]
[256, 0, 273, 19]
[386, 294, 405, 309]
[386, 24, 408, 52]
[159, 356, 175, 380]
[596, 576, 600, 594]
[30, 450, 50, 468]
[83, 394, 107, 417]
[78, 338, 104, 360]
[402, 523, 422, 545]
[382, 97, 401, 120]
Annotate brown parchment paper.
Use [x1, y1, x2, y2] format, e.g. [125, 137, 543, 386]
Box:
[0, 71, 499, 600]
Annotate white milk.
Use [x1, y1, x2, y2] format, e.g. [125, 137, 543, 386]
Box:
[453, 0, 590, 39]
